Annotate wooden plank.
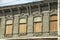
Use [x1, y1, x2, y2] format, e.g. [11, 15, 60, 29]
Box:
[50, 21, 57, 31]
[19, 24, 26, 33]
[50, 15, 57, 21]
[34, 22, 42, 32]
[6, 25, 12, 34]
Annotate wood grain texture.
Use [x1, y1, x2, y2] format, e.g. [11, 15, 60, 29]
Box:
[19, 24, 26, 33]
[50, 15, 57, 21]
[34, 22, 42, 32]
[6, 24, 12, 34]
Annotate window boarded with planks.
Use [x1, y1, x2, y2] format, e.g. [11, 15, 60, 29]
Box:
[50, 15, 57, 32]
[34, 17, 42, 33]
[6, 24, 12, 34]
[5, 20, 13, 35]
[50, 15, 57, 20]
[19, 18, 27, 33]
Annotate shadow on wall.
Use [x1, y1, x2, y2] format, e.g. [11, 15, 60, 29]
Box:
[8, 38, 58, 40]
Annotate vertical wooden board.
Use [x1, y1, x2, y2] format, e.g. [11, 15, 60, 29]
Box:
[54, 22, 57, 31]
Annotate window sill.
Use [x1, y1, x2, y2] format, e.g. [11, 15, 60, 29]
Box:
[49, 31, 58, 36]
[18, 33, 27, 36]
[33, 32, 42, 36]
[4, 34, 13, 37]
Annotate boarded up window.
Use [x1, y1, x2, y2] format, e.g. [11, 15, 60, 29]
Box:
[34, 22, 42, 32]
[50, 15, 57, 32]
[19, 23, 26, 33]
[19, 18, 27, 33]
[5, 20, 13, 35]
[50, 21, 57, 31]
[50, 15, 57, 21]
[34, 17, 42, 32]
[6, 24, 12, 34]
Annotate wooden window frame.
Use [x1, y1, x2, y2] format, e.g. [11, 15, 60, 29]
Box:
[18, 17, 27, 35]
[49, 14, 57, 32]
[4, 19, 13, 37]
